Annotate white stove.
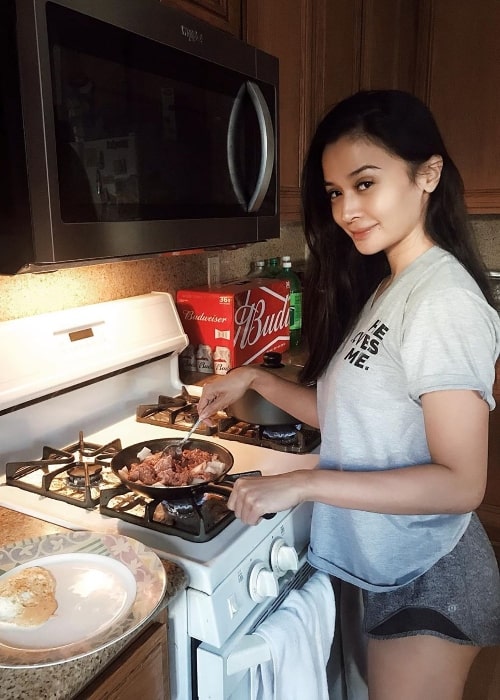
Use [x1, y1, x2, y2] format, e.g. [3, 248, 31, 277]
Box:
[0, 293, 320, 699]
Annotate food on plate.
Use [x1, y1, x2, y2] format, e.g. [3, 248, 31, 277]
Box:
[0, 565, 58, 627]
[118, 446, 227, 487]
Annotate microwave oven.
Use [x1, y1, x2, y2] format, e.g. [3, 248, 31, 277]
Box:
[0, 0, 279, 274]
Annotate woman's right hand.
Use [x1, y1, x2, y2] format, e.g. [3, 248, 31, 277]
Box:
[197, 366, 259, 421]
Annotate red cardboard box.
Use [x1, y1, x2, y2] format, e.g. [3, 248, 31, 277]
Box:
[176, 278, 290, 374]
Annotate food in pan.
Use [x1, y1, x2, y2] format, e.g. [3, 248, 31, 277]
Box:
[0, 566, 58, 627]
[118, 446, 227, 487]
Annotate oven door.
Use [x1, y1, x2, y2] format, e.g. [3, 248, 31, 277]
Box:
[196, 558, 315, 700]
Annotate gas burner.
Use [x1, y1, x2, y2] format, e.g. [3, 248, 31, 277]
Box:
[217, 417, 321, 453]
[160, 497, 198, 519]
[136, 393, 216, 435]
[67, 463, 103, 487]
[261, 425, 301, 445]
[99, 484, 234, 541]
[5, 433, 122, 509]
[99, 472, 261, 542]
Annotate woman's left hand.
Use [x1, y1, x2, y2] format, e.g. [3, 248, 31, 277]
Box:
[227, 471, 306, 525]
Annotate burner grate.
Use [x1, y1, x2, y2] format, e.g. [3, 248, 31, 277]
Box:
[136, 393, 215, 435]
[5, 435, 122, 509]
[99, 472, 262, 542]
[217, 417, 321, 453]
[99, 483, 235, 542]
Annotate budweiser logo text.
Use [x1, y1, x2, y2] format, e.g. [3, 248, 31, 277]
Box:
[234, 292, 289, 349]
[182, 310, 227, 324]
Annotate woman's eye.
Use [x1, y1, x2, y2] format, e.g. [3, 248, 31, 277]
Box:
[357, 180, 373, 192]
[326, 189, 341, 201]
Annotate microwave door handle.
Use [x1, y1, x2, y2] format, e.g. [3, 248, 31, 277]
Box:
[246, 81, 275, 213]
[227, 83, 248, 209]
[227, 81, 275, 212]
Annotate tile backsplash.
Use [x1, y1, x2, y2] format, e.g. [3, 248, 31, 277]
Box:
[0, 218, 498, 323]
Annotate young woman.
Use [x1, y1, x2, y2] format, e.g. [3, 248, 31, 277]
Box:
[197, 90, 500, 700]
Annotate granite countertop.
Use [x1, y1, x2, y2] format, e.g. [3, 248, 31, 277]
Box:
[0, 507, 188, 699]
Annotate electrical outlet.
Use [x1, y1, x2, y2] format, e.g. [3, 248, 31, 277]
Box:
[207, 255, 220, 287]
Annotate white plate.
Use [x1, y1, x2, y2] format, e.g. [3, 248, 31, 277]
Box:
[0, 532, 166, 667]
[0, 553, 136, 649]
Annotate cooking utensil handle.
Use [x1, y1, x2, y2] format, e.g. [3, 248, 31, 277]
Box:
[182, 415, 204, 443]
[224, 473, 275, 518]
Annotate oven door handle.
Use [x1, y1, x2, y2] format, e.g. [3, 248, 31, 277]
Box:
[225, 634, 271, 675]
[197, 634, 271, 699]
[227, 81, 275, 213]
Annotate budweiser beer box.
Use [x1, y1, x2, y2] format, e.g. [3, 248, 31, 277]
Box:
[176, 278, 290, 374]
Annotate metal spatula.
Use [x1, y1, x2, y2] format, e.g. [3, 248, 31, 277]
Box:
[161, 415, 204, 458]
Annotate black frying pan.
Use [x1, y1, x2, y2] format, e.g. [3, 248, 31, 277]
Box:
[111, 437, 234, 500]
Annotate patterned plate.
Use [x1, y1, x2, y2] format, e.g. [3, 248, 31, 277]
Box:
[0, 531, 166, 667]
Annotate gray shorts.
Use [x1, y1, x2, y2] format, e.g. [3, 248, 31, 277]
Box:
[362, 513, 500, 646]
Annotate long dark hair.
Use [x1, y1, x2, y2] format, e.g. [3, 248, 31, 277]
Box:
[299, 89, 494, 384]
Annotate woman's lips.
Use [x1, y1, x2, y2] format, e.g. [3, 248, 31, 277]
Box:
[349, 225, 375, 241]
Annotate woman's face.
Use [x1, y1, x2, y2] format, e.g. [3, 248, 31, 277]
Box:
[322, 136, 434, 264]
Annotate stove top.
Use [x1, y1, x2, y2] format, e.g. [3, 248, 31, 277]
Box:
[5, 428, 274, 543]
[0, 293, 320, 596]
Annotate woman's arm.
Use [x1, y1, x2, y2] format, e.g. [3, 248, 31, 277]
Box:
[197, 365, 319, 427]
[228, 389, 490, 524]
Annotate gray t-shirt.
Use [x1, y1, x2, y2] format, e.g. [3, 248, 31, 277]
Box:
[308, 247, 500, 591]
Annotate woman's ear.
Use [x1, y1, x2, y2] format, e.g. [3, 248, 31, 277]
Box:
[420, 155, 443, 193]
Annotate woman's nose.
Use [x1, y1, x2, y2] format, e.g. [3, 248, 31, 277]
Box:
[338, 192, 360, 224]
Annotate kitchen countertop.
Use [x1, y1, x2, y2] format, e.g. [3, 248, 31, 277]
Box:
[0, 507, 188, 699]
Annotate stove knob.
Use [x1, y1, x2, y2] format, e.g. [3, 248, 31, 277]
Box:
[270, 538, 299, 577]
[248, 561, 279, 603]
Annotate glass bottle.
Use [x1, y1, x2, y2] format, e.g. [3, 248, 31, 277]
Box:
[263, 257, 281, 278]
[278, 257, 302, 347]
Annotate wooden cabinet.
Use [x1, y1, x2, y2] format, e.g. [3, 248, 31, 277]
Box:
[246, 0, 420, 222]
[357, 0, 419, 94]
[414, 0, 500, 213]
[478, 362, 500, 561]
[74, 616, 169, 700]
[246, 1, 315, 221]
[310, 0, 420, 142]
[159, 0, 241, 36]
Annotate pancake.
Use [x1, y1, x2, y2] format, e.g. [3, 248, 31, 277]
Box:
[0, 565, 58, 627]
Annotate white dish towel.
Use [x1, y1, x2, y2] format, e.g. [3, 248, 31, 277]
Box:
[250, 571, 336, 700]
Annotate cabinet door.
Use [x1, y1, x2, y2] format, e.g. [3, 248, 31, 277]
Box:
[358, 0, 418, 93]
[246, 0, 314, 221]
[75, 621, 169, 700]
[415, 0, 500, 213]
[312, 0, 419, 123]
[160, 0, 241, 37]
[310, 0, 361, 125]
